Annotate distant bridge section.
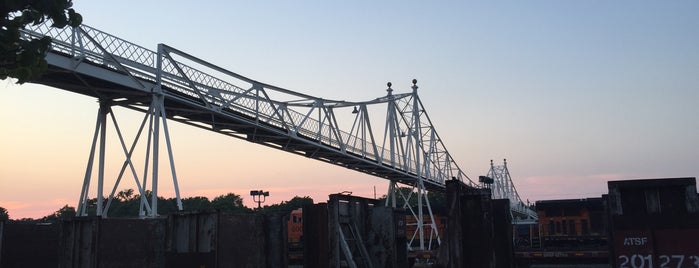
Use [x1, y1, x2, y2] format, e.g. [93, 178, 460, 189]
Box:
[484, 159, 538, 222]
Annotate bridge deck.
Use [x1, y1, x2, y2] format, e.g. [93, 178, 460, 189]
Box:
[35, 54, 445, 192]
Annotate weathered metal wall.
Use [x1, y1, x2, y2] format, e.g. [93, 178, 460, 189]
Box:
[368, 206, 408, 268]
[217, 213, 266, 268]
[0, 211, 288, 268]
[303, 203, 329, 268]
[444, 179, 504, 268]
[304, 195, 407, 268]
[1, 222, 60, 268]
[165, 212, 217, 267]
[59, 217, 167, 268]
[99, 218, 167, 267]
[264, 212, 288, 268]
[60, 217, 97, 267]
[492, 199, 514, 268]
[327, 194, 377, 267]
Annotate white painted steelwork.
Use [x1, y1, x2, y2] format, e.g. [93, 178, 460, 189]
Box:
[486, 159, 538, 221]
[19, 22, 531, 249]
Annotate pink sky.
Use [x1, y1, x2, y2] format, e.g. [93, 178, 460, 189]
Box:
[2, 1, 698, 219]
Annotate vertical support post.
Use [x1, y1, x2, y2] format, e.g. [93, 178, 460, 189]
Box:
[384, 82, 399, 209]
[160, 101, 183, 211]
[411, 79, 425, 250]
[139, 111, 154, 217]
[151, 44, 165, 217]
[96, 101, 108, 217]
[386, 82, 396, 167]
[151, 97, 160, 217]
[77, 109, 103, 216]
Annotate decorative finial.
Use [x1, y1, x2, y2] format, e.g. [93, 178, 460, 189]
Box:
[386, 82, 393, 95]
[503, 158, 507, 165]
[412, 79, 417, 85]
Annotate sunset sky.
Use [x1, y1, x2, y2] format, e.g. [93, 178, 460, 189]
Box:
[1, 1, 698, 219]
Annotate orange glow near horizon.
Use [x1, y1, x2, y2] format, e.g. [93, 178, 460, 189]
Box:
[3, 1, 699, 219]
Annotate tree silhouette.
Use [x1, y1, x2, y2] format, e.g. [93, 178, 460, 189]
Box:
[1, 0, 82, 83]
[181, 196, 213, 212]
[0, 206, 9, 221]
[261, 196, 313, 214]
[212, 193, 250, 213]
[40, 205, 76, 222]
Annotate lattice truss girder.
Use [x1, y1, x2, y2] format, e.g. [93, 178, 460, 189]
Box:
[486, 159, 538, 220]
[22, 22, 475, 190]
[20, 21, 484, 249]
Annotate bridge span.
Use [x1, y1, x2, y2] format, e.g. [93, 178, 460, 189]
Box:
[19, 21, 535, 249]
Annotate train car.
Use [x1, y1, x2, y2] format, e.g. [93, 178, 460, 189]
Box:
[287, 208, 303, 264]
[607, 178, 699, 268]
[404, 214, 447, 248]
[513, 222, 540, 248]
[287, 208, 303, 246]
[535, 198, 607, 249]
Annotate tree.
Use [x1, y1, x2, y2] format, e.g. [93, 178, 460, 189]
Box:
[0, 206, 9, 221]
[116, 188, 135, 202]
[262, 196, 313, 214]
[181, 196, 213, 212]
[212, 193, 250, 213]
[40, 204, 76, 222]
[1, 0, 82, 83]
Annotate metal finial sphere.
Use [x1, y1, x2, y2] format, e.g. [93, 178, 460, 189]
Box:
[387, 82, 392, 88]
[412, 79, 417, 85]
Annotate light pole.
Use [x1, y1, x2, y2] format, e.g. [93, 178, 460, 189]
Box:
[250, 190, 269, 209]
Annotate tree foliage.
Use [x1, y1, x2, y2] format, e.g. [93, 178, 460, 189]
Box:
[211, 193, 250, 213]
[0, 206, 9, 221]
[261, 196, 313, 214]
[4, 189, 319, 222]
[39, 204, 76, 222]
[1, 0, 82, 83]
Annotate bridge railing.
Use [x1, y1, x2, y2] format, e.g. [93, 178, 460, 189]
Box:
[21, 23, 477, 187]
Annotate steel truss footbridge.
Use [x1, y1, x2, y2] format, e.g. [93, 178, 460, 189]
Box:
[19, 22, 535, 250]
[485, 159, 538, 224]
